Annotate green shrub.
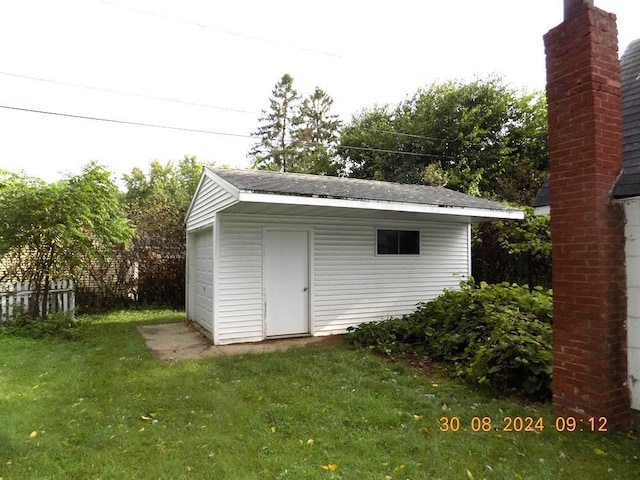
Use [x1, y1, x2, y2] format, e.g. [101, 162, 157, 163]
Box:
[0, 311, 86, 340]
[346, 280, 552, 399]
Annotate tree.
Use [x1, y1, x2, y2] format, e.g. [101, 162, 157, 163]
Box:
[0, 162, 132, 316]
[293, 87, 342, 175]
[122, 156, 204, 308]
[338, 77, 548, 204]
[250, 76, 342, 175]
[250, 74, 302, 172]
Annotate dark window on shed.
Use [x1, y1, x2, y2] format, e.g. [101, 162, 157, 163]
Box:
[376, 229, 420, 255]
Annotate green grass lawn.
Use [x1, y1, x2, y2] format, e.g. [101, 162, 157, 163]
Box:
[1, 310, 639, 479]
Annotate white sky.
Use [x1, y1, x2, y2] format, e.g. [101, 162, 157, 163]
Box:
[1, 0, 638, 184]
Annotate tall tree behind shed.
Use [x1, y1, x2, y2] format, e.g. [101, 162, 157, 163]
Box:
[338, 77, 548, 204]
[250, 75, 342, 175]
[250, 74, 302, 172]
[294, 87, 342, 175]
[122, 156, 203, 308]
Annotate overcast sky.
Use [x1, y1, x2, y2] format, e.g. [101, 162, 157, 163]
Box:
[1, 0, 638, 184]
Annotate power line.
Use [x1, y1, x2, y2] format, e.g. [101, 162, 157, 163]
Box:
[95, 0, 344, 59]
[336, 144, 457, 160]
[0, 104, 253, 139]
[0, 71, 259, 115]
[366, 128, 454, 143]
[1, 69, 454, 144]
[0, 103, 458, 159]
[0, 68, 458, 145]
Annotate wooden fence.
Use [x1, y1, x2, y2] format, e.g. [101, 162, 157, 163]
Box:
[0, 280, 75, 321]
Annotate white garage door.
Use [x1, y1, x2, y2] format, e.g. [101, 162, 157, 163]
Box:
[193, 228, 213, 331]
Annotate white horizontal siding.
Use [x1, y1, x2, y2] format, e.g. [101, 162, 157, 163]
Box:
[215, 213, 469, 343]
[192, 228, 213, 332]
[313, 220, 468, 334]
[186, 176, 237, 231]
[623, 198, 640, 410]
[216, 217, 264, 344]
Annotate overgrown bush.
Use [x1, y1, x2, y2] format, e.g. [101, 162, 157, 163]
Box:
[346, 280, 552, 399]
[472, 207, 552, 290]
[0, 312, 86, 340]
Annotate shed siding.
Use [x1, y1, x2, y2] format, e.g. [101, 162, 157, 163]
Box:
[215, 213, 469, 344]
[624, 198, 640, 410]
[313, 220, 468, 334]
[216, 216, 265, 344]
[186, 176, 237, 231]
[192, 228, 214, 332]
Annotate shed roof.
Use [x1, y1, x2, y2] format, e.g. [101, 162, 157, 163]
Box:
[205, 167, 522, 220]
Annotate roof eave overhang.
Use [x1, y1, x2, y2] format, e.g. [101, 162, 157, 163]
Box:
[613, 194, 640, 203]
[237, 192, 524, 221]
[533, 205, 550, 216]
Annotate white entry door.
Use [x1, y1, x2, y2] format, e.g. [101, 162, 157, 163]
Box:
[265, 230, 309, 337]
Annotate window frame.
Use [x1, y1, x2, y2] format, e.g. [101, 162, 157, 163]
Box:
[375, 228, 421, 256]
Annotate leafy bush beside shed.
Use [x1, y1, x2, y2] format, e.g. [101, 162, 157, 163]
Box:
[346, 280, 553, 399]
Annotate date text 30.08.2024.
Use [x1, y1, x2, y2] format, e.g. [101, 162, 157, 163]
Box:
[439, 416, 608, 433]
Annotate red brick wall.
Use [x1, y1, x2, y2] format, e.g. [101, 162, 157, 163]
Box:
[545, 4, 630, 430]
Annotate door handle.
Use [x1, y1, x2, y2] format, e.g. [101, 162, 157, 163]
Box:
[303, 287, 308, 292]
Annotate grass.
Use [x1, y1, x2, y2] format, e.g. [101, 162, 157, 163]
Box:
[1, 310, 639, 479]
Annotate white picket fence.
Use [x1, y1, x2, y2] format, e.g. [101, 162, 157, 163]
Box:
[0, 280, 75, 321]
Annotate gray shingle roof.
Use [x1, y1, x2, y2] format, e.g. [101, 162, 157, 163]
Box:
[612, 38, 640, 198]
[209, 167, 516, 213]
[533, 176, 550, 207]
[535, 37, 640, 206]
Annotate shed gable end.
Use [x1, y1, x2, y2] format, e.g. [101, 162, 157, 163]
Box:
[186, 174, 238, 231]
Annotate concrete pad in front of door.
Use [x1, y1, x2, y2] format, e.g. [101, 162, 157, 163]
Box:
[138, 322, 343, 361]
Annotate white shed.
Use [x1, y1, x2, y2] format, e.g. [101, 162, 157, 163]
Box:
[185, 167, 522, 345]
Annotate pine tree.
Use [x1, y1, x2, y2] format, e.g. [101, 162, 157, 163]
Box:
[250, 74, 302, 172]
[294, 87, 342, 175]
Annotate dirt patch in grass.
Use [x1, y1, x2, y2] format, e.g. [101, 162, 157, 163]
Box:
[386, 353, 451, 380]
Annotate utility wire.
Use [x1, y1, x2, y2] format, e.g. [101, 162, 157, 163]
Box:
[1, 69, 455, 144]
[0, 103, 456, 160]
[0, 71, 258, 115]
[96, 0, 344, 59]
[0, 69, 454, 144]
[336, 144, 457, 160]
[367, 129, 453, 143]
[0, 104, 253, 139]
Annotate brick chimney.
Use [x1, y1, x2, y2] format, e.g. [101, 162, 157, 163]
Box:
[545, 2, 630, 430]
